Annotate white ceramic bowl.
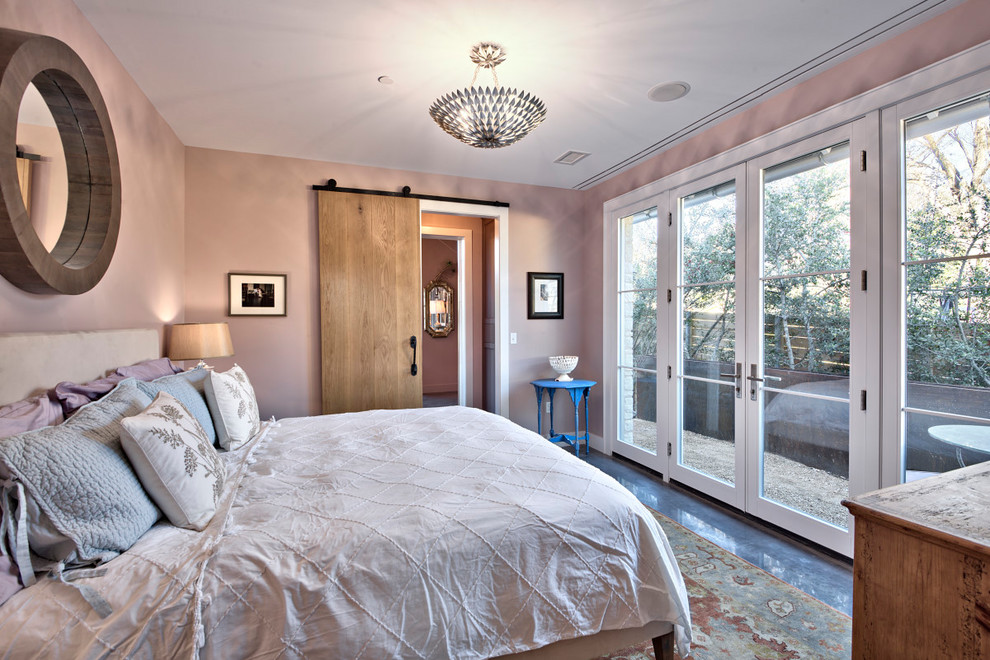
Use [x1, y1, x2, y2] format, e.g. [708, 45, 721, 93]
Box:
[549, 355, 578, 381]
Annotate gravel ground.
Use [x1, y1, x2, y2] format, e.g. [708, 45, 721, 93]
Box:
[630, 419, 849, 528]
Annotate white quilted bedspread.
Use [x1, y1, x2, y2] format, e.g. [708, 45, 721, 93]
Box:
[0, 407, 691, 659]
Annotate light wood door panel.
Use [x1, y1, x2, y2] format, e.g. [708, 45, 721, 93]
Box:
[319, 191, 422, 413]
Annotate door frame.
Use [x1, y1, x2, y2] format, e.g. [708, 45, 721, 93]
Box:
[421, 227, 474, 407]
[742, 121, 877, 557]
[603, 198, 664, 471]
[879, 68, 990, 488]
[419, 200, 509, 415]
[604, 121, 878, 556]
[667, 164, 748, 511]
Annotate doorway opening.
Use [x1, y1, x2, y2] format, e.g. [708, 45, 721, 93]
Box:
[421, 210, 499, 412]
[421, 235, 461, 407]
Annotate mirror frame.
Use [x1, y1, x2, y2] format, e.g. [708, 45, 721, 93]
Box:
[424, 279, 455, 338]
[0, 28, 120, 294]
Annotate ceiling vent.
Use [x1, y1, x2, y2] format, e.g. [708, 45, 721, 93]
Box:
[554, 150, 590, 165]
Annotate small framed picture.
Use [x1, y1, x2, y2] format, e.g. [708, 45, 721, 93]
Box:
[527, 272, 563, 319]
[228, 273, 287, 316]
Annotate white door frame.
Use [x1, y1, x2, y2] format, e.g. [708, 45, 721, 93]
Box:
[602, 197, 665, 471]
[666, 164, 748, 511]
[420, 200, 509, 415]
[422, 227, 474, 407]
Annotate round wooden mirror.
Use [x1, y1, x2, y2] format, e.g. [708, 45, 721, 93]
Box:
[0, 28, 120, 294]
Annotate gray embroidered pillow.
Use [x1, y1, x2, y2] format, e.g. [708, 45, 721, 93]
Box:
[137, 368, 217, 445]
[0, 379, 160, 569]
[204, 364, 260, 450]
[121, 392, 225, 531]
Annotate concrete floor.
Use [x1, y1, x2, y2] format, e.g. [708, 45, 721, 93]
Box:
[581, 449, 854, 616]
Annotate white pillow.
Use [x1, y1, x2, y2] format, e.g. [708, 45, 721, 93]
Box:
[120, 392, 225, 531]
[204, 364, 260, 450]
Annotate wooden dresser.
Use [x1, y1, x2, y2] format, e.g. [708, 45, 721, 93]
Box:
[843, 463, 990, 659]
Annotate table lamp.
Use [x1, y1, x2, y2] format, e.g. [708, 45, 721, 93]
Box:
[168, 322, 234, 369]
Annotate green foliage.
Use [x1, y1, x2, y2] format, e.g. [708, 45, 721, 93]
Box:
[905, 119, 990, 387]
[622, 215, 658, 365]
[762, 161, 851, 375]
[621, 117, 990, 389]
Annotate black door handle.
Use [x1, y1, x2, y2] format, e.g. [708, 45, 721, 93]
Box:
[410, 335, 418, 376]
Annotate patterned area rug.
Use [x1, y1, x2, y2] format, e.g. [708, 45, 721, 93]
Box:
[601, 510, 851, 659]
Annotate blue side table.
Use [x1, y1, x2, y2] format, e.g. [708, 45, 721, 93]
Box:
[531, 379, 596, 456]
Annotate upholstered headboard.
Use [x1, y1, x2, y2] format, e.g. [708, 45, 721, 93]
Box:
[0, 328, 160, 405]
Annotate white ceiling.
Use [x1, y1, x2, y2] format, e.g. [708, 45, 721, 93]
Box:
[74, 0, 962, 190]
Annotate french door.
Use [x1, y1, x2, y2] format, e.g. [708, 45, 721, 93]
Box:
[665, 166, 746, 510]
[614, 121, 877, 555]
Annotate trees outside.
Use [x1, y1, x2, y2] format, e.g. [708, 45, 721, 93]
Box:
[762, 159, 850, 376]
[680, 156, 851, 378]
[682, 190, 735, 364]
[905, 115, 990, 389]
[624, 214, 658, 367]
[620, 109, 990, 473]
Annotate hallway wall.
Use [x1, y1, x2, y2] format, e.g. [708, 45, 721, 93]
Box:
[421, 238, 458, 395]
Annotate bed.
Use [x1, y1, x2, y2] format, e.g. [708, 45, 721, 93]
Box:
[0, 329, 691, 659]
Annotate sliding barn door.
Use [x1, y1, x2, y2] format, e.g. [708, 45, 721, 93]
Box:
[318, 191, 422, 413]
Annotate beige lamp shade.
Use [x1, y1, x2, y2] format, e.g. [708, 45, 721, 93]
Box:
[168, 322, 234, 362]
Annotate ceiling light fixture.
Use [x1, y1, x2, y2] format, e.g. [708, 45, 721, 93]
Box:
[429, 42, 547, 149]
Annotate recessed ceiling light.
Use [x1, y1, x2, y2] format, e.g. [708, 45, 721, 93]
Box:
[554, 150, 591, 166]
[378, 75, 394, 85]
[648, 81, 690, 102]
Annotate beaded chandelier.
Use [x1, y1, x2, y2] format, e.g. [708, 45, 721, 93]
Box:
[429, 42, 547, 149]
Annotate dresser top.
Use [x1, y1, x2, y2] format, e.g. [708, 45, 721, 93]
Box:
[845, 462, 990, 553]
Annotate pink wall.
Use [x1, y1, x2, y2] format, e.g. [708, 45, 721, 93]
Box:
[0, 1, 186, 344]
[421, 238, 458, 394]
[184, 147, 588, 426]
[579, 0, 990, 440]
[9, 0, 986, 444]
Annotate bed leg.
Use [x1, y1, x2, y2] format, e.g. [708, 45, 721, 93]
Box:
[652, 631, 675, 660]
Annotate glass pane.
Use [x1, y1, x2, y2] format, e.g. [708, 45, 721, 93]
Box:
[906, 258, 990, 387]
[682, 182, 735, 285]
[763, 274, 850, 377]
[619, 208, 657, 291]
[905, 101, 990, 262]
[763, 143, 850, 278]
[681, 378, 735, 484]
[618, 368, 657, 453]
[619, 290, 657, 369]
[683, 284, 735, 362]
[760, 143, 851, 529]
[679, 181, 737, 484]
[902, 96, 990, 481]
[762, 385, 849, 529]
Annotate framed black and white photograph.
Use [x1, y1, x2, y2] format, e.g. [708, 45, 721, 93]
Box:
[228, 272, 287, 316]
[527, 272, 563, 319]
